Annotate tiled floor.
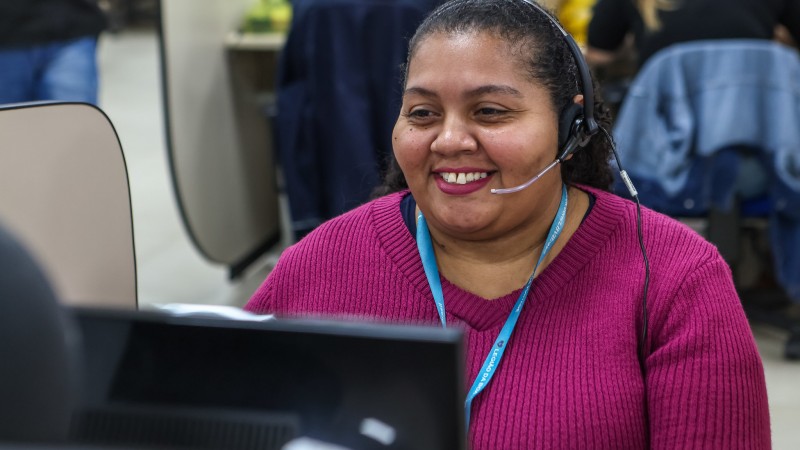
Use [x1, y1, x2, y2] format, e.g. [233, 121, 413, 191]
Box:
[97, 28, 800, 449]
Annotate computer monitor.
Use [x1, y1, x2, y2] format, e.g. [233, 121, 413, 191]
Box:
[67, 307, 466, 450]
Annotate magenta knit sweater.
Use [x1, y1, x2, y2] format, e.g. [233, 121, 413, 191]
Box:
[246, 187, 770, 449]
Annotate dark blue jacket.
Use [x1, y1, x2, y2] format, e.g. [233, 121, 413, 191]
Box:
[274, 0, 440, 238]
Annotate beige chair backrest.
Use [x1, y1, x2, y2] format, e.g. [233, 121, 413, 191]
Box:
[0, 102, 137, 308]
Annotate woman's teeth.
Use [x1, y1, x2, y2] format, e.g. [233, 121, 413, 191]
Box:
[439, 172, 488, 185]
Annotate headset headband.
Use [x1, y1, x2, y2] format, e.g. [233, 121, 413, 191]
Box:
[520, 0, 599, 137]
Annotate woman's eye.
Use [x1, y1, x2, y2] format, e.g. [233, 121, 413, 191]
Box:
[407, 109, 436, 119]
[476, 107, 506, 116]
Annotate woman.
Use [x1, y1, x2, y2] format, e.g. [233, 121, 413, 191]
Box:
[586, 0, 800, 66]
[246, 0, 770, 447]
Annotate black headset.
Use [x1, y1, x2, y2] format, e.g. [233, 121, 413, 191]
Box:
[520, 0, 652, 366]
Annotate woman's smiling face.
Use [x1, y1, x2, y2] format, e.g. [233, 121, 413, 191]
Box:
[393, 30, 563, 240]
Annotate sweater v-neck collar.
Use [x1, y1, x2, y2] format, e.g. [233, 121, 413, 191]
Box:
[371, 186, 624, 331]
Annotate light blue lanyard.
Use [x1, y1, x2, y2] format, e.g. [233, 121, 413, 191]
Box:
[416, 184, 568, 429]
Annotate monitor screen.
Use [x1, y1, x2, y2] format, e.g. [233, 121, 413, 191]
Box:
[68, 307, 466, 450]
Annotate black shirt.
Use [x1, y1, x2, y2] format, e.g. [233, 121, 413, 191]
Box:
[588, 0, 800, 65]
[0, 0, 107, 49]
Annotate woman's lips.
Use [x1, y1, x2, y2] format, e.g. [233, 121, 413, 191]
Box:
[434, 171, 493, 195]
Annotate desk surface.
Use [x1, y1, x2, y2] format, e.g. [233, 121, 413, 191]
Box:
[225, 31, 286, 51]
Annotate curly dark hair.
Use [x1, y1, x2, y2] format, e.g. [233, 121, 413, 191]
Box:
[372, 0, 614, 198]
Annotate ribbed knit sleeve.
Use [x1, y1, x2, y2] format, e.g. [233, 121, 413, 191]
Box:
[646, 253, 770, 449]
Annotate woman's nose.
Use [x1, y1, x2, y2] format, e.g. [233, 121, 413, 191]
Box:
[430, 116, 477, 155]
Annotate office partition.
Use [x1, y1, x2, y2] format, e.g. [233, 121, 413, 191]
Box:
[158, 0, 282, 278]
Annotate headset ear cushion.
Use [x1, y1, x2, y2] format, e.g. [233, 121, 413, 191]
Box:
[558, 103, 584, 150]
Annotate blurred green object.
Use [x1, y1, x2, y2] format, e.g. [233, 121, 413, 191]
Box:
[243, 0, 292, 33]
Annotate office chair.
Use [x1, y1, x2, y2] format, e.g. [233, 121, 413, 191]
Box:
[0, 102, 137, 308]
[609, 40, 800, 359]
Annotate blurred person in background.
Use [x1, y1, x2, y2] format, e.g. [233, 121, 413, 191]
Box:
[775, 23, 798, 46]
[541, 0, 598, 47]
[0, 0, 107, 105]
[586, 0, 800, 67]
